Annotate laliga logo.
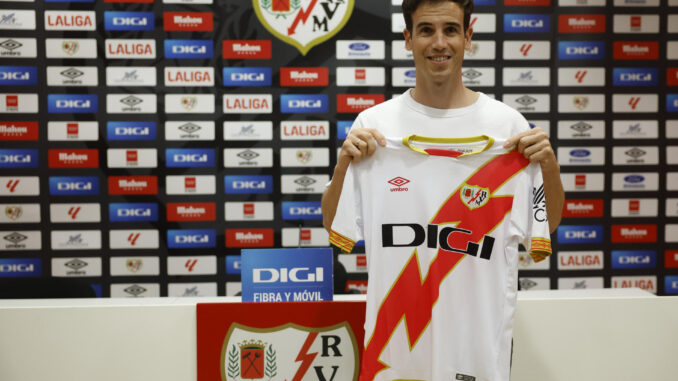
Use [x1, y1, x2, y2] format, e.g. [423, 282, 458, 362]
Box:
[253, 0, 355, 55]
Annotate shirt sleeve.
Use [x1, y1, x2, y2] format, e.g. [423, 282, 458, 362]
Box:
[517, 162, 553, 263]
[329, 162, 363, 253]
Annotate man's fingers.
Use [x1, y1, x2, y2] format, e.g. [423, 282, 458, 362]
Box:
[366, 137, 377, 156]
[369, 129, 387, 146]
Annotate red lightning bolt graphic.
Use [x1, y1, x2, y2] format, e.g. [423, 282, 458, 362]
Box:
[6, 180, 19, 193]
[359, 150, 530, 381]
[292, 331, 319, 381]
[287, 0, 318, 35]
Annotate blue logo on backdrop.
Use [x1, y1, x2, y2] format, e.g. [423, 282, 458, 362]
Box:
[226, 255, 241, 275]
[225, 175, 273, 194]
[668, 94, 678, 112]
[49, 176, 99, 196]
[107, 121, 157, 141]
[337, 121, 353, 140]
[165, 148, 215, 168]
[613, 68, 658, 86]
[223, 67, 272, 86]
[504, 14, 550, 33]
[557, 225, 603, 244]
[558, 41, 605, 60]
[45, 0, 93, 2]
[48, 94, 97, 113]
[241, 248, 333, 302]
[281, 94, 329, 114]
[109, 203, 158, 222]
[282, 201, 322, 220]
[0, 66, 37, 85]
[167, 229, 216, 249]
[0, 149, 38, 168]
[164, 40, 213, 59]
[0, 258, 41, 277]
[104, 12, 154, 31]
[348, 42, 370, 52]
[474, 0, 496, 4]
[611, 251, 656, 269]
[666, 276, 678, 294]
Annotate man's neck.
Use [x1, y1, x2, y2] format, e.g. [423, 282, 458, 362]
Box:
[411, 81, 479, 110]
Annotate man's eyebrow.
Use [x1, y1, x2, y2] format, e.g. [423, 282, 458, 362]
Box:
[415, 21, 462, 28]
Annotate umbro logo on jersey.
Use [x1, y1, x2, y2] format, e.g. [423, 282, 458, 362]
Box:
[388, 177, 410, 192]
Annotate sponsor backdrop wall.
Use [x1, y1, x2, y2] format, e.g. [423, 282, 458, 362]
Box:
[0, 0, 677, 297]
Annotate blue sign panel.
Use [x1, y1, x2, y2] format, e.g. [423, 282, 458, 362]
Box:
[281, 201, 322, 220]
[167, 229, 216, 249]
[0, 149, 38, 168]
[104, 12, 154, 31]
[107, 121, 157, 141]
[109, 203, 158, 222]
[281, 94, 329, 114]
[0, 66, 37, 85]
[165, 148, 215, 168]
[48, 94, 97, 113]
[164, 40, 213, 59]
[665, 276, 678, 294]
[49, 176, 99, 195]
[224, 175, 273, 194]
[223, 67, 272, 86]
[558, 41, 605, 60]
[241, 248, 333, 302]
[611, 250, 656, 269]
[504, 14, 550, 33]
[0, 258, 41, 277]
[612, 68, 658, 86]
[557, 225, 604, 244]
[226, 255, 241, 275]
[337, 120, 353, 140]
[668, 94, 678, 112]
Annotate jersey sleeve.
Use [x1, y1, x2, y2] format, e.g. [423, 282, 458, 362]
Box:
[329, 162, 364, 253]
[514, 162, 552, 263]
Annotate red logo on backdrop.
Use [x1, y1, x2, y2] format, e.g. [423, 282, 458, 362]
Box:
[6, 95, 18, 109]
[575, 70, 587, 83]
[666, 250, 678, 268]
[164, 12, 213, 31]
[222, 40, 272, 59]
[167, 202, 216, 222]
[126, 150, 138, 164]
[243, 203, 255, 217]
[185, 176, 196, 191]
[0, 121, 38, 140]
[346, 280, 368, 294]
[5, 179, 19, 193]
[520, 43, 532, 56]
[355, 68, 366, 81]
[562, 199, 604, 218]
[356, 255, 367, 269]
[108, 176, 158, 195]
[48, 149, 98, 168]
[67, 123, 79, 137]
[558, 14, 606, 33]
[280, 67, 328, 86]
[628, 97, 641, 110]
[225, 228, 274, 248]
[613, 41, 659, 60]
[504, 0, 550, 4]
[105, 0, 152, 3]
[628, 200, 640, 214]
[668, 68, 678, 86]
[575, 174, 586, 188]
[300, 228, 312, 244]
[630, 15, 641, 30]
[611, 224, 657, 243]
[337, 94, 385, 113]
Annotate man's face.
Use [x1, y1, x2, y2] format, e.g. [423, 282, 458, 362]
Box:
[404, 1, 473, 85]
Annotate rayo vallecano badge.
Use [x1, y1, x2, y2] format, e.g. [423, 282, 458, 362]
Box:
[222, 322, 358, 380]
[460, 184, 490, 210]
[253, 0, 355, 55]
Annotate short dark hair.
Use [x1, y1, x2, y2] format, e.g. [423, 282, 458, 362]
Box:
[402, 0, 474, 33]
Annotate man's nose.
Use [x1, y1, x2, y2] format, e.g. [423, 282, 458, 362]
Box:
[431, 30, 447, 49]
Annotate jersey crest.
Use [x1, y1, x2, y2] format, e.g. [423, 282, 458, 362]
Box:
[460, 184, 490, 210]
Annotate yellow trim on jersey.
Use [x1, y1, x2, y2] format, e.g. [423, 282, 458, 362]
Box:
[530, 237, 552, 263]
[329, 230, 356, 253]
[401, 134, 495, 157]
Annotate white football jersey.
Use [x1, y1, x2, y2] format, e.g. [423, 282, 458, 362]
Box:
[330, 135, 551, 381]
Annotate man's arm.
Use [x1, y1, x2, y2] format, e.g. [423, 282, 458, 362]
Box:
[504, 127, 564, 233]
[321, 128, 386, 232]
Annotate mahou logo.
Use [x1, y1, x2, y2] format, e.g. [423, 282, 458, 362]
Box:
[164, 12, 213, 31]
[222, 40, 271, 59]
[253, 0, 355, 55]
[48, 149, 98, 168]
[558, 14, 605, 34]
[280, 67, 328, 86]
[611, 224, 657, 243]
[0, 121, 37, 140]
[562, 199, 603, 218]
[108, 176, 157, 195]
[337, 94, 384, 113]
[613, 41, 658, 60]
[225, 228, 274, 248]
[167, 202, 215, 221]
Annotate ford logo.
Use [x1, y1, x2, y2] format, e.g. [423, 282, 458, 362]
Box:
[405, 70, 416, 78]
[570, 149, 590, 157]
[349, 42, 369, 51]
[624, 175, 644, 183]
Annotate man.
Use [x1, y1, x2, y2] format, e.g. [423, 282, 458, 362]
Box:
[322, 1, 564, 380]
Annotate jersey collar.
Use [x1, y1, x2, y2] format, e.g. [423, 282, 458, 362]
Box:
[402, 135, 495, 158]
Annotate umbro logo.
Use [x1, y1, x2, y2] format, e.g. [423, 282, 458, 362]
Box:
[388, 177, 410, 192]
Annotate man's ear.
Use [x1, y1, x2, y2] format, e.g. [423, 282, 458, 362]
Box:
[404, 28, 412, 51]
[464, 27, 474, 51]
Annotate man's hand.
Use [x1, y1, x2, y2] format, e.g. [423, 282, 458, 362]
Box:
[339, 128, 387, 166]
[504, 127, 564, 234]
